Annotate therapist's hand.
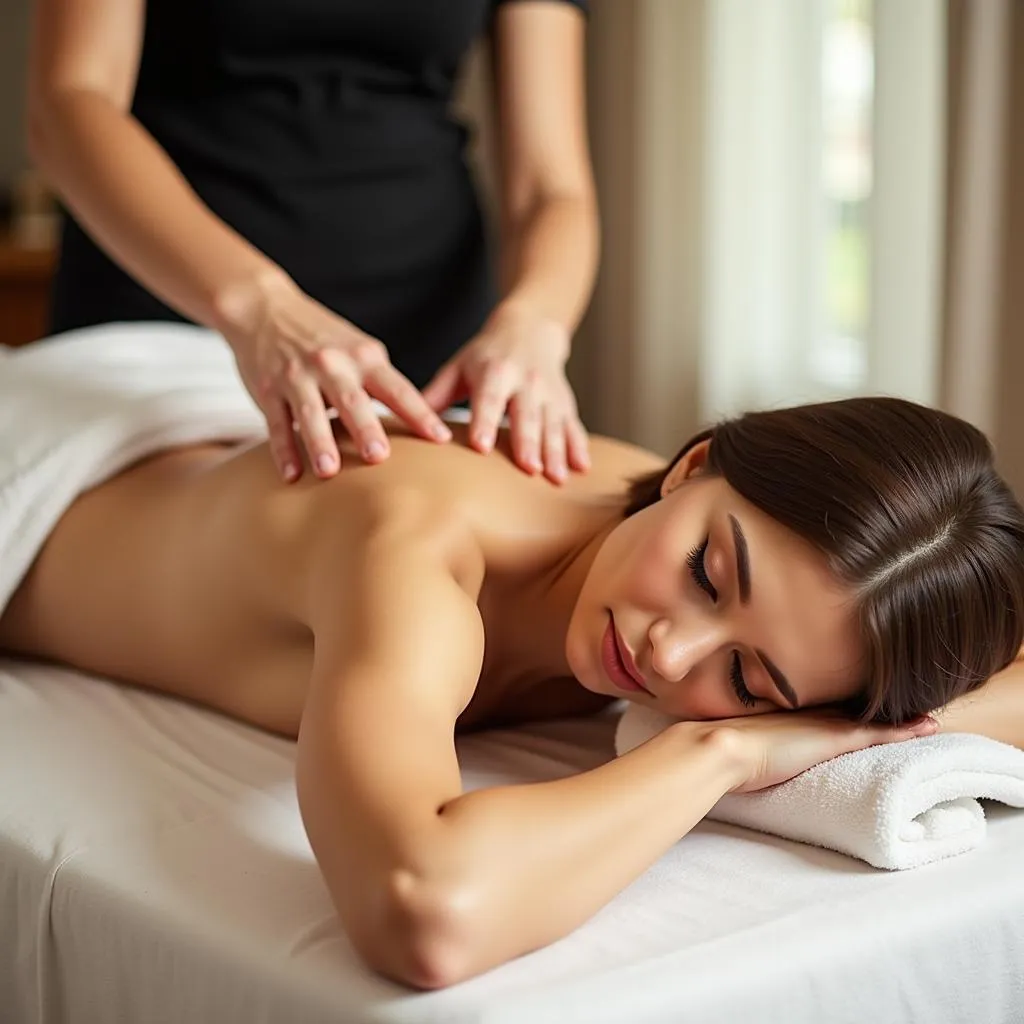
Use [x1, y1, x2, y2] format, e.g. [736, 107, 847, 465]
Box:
[422, 303, 590, 484]
[219, 272, 452, 482]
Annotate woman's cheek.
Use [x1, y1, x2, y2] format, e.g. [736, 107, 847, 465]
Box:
[631, 531, 686, 605]
[660, 674, 746, 721]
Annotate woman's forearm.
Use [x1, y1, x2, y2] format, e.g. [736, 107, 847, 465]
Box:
[436, 724, 738, 973]
[29, 89, 282, 331]
[496, 191, 599, 334]
[379, 723, 742, 987]
[935, 655, 1024, 748]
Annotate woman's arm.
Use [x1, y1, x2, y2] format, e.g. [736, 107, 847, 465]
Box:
[296, 512, 924, 989]
[933, 649, 1024, 748]
[297, 519, 745, 989]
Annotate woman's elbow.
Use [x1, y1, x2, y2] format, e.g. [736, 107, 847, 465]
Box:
[358, 870, 488, 990]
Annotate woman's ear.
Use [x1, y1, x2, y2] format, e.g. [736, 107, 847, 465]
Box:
[660, 439, 712, 499]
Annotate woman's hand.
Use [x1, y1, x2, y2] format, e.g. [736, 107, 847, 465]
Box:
[422, 303, 590, 484]
[712, 709, 939, 794]
[218, 272, 453, 482]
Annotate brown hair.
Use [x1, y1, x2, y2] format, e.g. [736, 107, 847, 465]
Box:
[625, 397, 1024, 724]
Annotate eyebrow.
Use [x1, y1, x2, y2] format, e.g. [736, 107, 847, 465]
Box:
[728, 514, 751, 603]
[727, 513, 801, 710]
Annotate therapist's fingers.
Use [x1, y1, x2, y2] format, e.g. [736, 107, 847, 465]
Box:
[284, 364, 343, 478]
[541, 409, 569, 485]
[468, 361, 519, 454]
[507, 389, 543, 475]
[312, 344, 390, 464]
[363, 363, 453, 445]
[263, 396, 303, 483]
[319, 373, 391, 465]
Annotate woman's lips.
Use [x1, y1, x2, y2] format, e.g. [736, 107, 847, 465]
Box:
[601, 616, 649, 693]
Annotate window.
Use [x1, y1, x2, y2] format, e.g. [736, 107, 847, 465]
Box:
[814, 0, 873, 392]
[700, 0, 945, 421]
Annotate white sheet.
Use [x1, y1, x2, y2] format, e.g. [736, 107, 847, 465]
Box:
[2, 659, 1023, 1024]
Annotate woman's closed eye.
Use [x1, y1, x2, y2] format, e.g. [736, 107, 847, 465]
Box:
[686, 537, 718, 601]
[730, 651, 757, 708]
[687, 538, 759, 709]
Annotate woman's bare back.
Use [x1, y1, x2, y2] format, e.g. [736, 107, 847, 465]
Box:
[0, 439, 316, 730]
[0, 423, 660, 734]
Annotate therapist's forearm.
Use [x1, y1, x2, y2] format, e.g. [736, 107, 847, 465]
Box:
[496, 191, 599, 334]
[935, 655, 1024, 749]
[28, 89, 284, 330]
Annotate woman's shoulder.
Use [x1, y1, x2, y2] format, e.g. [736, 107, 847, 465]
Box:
[309, 422, 666, 555]
[584, 433, 667, 485]
[306, 449, 486, 581]
[299, 463, 488, 658]
[329, 422, 667, 513]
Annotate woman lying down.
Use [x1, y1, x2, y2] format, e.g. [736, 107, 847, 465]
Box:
[2, 340, 1024, 989]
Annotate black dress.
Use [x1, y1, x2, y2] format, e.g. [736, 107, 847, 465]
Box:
[50, 0, 586, 388]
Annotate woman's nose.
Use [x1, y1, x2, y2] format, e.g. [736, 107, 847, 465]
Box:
[648, 616, 723, 683]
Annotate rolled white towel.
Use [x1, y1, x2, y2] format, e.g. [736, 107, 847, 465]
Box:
[616, 703, 1024, 870]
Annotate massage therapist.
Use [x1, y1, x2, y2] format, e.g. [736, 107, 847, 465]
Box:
[26, 0, 598, 484]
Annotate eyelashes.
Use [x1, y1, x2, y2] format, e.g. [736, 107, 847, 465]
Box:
[687, 536, 757, 709]
[730, 651, 757, 708]
[686, 538, 718, 601]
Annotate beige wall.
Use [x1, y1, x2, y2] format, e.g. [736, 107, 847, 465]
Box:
[575, 0, 706, 452]
[943, 0, 1024, 495]
[993, 3, 1024, 496]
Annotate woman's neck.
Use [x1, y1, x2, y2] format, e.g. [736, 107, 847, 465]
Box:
[486, 505, 621, 683]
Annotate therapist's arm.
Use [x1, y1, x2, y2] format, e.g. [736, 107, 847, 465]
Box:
[26, 0, 279, 329]
[422, 2, 599, 481]
[489, 2, 599, 337]
[26, 0, 449, 479]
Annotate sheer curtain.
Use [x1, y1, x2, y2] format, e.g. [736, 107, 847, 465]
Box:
[699, 0, 947, 422]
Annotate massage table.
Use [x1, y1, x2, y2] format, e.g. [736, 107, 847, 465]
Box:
[2, 657, 1022, 1024]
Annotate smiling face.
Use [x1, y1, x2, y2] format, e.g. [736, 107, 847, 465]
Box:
[565, 443, 865, 719]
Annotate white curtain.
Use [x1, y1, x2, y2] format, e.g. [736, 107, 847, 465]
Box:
[699, 0, 947, 422]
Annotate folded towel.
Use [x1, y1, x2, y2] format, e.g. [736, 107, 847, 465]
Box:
[616, 703, 1024, 869]
[0, 324, 266, 617]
